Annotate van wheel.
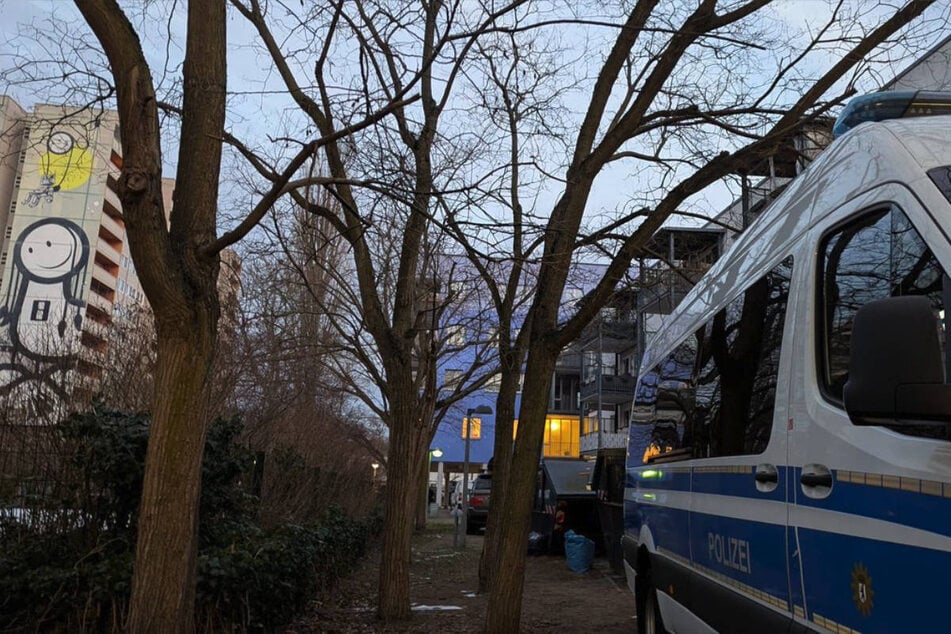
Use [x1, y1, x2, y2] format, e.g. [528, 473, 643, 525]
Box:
[636, 574, 666, 634]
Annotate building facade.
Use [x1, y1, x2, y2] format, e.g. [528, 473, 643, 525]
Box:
[0, 102, 137, 414]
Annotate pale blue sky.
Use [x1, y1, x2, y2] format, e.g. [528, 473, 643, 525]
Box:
[0, 0, 947, 237]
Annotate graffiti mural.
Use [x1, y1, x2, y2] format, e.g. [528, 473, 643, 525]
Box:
[25, 131, 94, 207]
[0, 218, 90, 399]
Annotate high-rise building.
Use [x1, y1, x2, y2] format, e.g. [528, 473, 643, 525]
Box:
[0, 100, 141, 414]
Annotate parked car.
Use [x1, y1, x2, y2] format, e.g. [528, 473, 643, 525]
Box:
[466, 474, 491, 534]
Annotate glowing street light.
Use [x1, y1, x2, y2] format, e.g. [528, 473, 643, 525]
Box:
[423, 447, 444, 519]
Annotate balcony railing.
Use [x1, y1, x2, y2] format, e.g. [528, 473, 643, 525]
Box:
[580, 431, 628, 455]
[579, 373, 637, 404]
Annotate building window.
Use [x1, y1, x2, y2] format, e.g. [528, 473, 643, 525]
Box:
[462, 416, 482, 440]
[444, 369, 462, 388]
[544, 416, 580, 457]
[512, 416, 580, 457]
[446, 324, 466, 347]
[551, 373, 579, 412]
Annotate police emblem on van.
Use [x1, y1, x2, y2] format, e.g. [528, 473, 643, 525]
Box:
[850, 562, 874, 616]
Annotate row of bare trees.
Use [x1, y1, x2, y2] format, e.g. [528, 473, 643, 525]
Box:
[3, 0, 949, 630]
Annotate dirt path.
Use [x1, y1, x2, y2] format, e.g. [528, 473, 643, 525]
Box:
[293, 515, 637, 632]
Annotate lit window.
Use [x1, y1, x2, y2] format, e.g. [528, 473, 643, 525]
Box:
[462, 417, 482, 440]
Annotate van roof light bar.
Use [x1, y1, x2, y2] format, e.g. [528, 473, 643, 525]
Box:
[832, 90, 951, 138]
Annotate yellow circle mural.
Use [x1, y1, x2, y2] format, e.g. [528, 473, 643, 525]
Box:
[40, 131, 93, 191]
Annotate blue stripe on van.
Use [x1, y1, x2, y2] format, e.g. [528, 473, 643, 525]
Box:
[792, 468, 951, 539]
[625, 465, 951, 631]
[629, 465, 951, 539]
[689, 510, 790, 608]
[690, 468, 786, 503]
[796, 527, 949, 633]
[638, 503, 691, 562]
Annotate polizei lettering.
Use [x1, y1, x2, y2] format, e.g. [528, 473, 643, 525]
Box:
[707, 533, 751, 574]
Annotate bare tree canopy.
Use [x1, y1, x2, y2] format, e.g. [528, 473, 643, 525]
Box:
[1, 0, 948, 630]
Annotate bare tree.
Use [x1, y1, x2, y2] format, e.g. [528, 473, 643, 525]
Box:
[229, 0, 530, 620]
[476, 1, 948, 630]
[232, 194, 389, 523]
[0, 0, 414, 627]
[5, 0, 944, 629]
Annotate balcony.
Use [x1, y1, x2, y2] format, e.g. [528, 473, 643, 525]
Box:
[578, 318, 637, 353]
[580, 431, 629, 455]
[96, 238, 122, 268]
[86, 289, 113, 314]
[82, 317, 110, 341]
[99, 212, 125, 243]
[92, 263, 117, 291]
[104, 187, 123, 217]
[579, 373, 637, 405]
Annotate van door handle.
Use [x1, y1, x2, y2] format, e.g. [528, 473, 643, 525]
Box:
[800, 473, 832, 487]
[800, 464, 833, 499]
[754, 464, 779, 492]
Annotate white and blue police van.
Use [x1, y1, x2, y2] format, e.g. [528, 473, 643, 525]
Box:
[623, 91, 951, 634]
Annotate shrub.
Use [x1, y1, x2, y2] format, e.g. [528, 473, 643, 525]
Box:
[0, 406, 379, 632]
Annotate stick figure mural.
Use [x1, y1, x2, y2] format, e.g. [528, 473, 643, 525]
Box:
[0, 218, 90, 399]
[25, 130, 94, 207]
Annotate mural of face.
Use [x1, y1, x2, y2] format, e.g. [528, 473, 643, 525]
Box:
[0, 218, 90, 391]
[17, 223, 86, 283]
[47, 131, 74, 155]
[40, 130, 93, 192]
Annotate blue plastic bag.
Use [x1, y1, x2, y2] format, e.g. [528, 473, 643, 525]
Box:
[564, 529, 595, 573]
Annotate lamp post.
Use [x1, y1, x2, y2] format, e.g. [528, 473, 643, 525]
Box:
[424, 447, 443, 519]
[456, 404, 492, 548]
[371, 462, 380, 486]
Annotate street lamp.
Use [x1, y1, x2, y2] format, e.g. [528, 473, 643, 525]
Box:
[371, 462, 380, 484]
[423, 447, 444, 520]
[456, 404, 492, 548]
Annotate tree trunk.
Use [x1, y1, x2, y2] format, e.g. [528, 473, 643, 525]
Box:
[415, 443, 429, 532]
[377, 399, 427, 621]
[478, 354, 520, 592]
[128, 319, 216, 632]
[484, 348, 557, 631]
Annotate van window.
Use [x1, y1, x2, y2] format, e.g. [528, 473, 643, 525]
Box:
[637, 338, 697, 463]
[638, 257, 793, 463]
[819, 206, 950, 437]
[690, 256, 793, 458]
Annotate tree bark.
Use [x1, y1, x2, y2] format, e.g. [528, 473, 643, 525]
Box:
[73, 1, 226, 631]
[484, 347, 557, 631]
[377, 396, 428, 621]
[128, 321, 216, 632]
[478, 351, 520, 592]
[415, 443, 429, 532]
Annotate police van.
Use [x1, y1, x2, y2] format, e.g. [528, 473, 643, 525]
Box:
[623, 92, 951, 634]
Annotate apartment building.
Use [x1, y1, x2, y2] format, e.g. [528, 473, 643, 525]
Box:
[0, 100, 142, 413]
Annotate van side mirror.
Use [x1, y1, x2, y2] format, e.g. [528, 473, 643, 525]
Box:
[843, 296, 951, 426]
